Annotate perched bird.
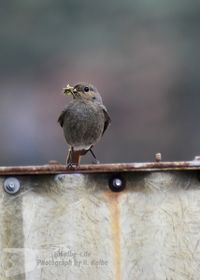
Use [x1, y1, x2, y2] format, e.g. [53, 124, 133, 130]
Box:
[58, 83, 111, 166]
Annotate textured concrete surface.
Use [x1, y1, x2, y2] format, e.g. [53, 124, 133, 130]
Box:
[0, 171, 200, 279]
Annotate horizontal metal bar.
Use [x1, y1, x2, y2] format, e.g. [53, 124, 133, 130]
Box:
[0, 160, 200, 175]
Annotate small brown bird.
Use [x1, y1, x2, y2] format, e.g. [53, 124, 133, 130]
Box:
[58, 83, 111, 165]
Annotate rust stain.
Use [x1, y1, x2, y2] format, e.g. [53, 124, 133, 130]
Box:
[104, 192, 122, 280]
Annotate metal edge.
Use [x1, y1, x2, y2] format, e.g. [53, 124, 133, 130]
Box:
[0, 161, 200, 175]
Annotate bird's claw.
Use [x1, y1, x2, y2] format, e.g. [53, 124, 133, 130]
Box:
[92, 159, 100, 164]
[66, 162, 78, 169]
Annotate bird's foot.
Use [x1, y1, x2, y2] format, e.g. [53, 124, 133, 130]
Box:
[66, 162, 78, 169]
[89, 148, 100, 164]
[92, 159, 100, 164]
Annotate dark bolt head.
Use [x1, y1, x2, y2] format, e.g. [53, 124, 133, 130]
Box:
[109, 174, 126, 192]
[3, 177, 21, 194]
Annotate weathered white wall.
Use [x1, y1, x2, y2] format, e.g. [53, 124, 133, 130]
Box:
[0, 171, 200, 280]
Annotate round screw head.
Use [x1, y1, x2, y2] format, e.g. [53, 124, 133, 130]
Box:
[3, 177, 21, 194]
[54, 174, 67, 182]
[113, 178, 123, 188]
[109, 174, 126, 192]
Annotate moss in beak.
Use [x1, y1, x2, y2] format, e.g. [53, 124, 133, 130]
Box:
[63, 84, 74, 96]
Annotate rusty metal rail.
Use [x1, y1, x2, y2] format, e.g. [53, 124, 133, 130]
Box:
[1, 159, 200, 175]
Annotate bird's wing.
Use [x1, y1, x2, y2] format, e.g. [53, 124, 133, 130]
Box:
[101, 105, 111, 135]
[57, 110, 66, 127]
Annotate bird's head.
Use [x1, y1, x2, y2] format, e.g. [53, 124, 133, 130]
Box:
[63, 83, 102, 103]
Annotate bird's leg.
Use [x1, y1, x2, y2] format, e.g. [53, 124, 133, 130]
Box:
[66, 147, 76, 168]
[66, 147, 81, 168]
[89, 148, 100, 164]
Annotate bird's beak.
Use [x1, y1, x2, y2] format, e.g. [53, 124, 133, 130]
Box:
[63, 84, 74, 96]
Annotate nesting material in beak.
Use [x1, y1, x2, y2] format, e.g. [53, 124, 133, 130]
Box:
[63, 84, 74, 96]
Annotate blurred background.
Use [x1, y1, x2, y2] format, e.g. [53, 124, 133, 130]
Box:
[0, 0, 200, 165]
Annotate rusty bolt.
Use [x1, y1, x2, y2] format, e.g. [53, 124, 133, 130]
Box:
[3, 177, 21, 194]
[109, 174, 126, 192]
[155, 153, 162, 162]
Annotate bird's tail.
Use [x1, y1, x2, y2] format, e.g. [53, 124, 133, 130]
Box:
[66, 147, 88, 166]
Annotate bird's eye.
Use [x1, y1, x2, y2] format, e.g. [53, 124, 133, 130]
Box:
[84, 86, 89, 92]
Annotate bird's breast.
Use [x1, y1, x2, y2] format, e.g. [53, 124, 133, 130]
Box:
[62, 101, 105, 147]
